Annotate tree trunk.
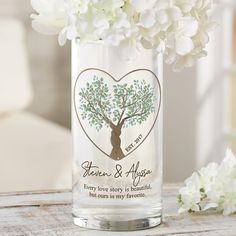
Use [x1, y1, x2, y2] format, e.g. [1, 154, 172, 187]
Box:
[110, 124, 125, 160]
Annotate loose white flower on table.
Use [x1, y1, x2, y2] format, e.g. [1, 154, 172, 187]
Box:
[178, 173, 202, 213]
[178, 149, 236, 216]
[31, 0, 215, 70]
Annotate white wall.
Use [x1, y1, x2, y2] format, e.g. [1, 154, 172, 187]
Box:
[163, 65, 198, 182]
[164, 5, 233, 182]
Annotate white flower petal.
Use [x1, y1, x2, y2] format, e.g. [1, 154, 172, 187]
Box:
[58, 28, 67, 46]
[180, 17, 199, 37]
[175, 0, 195, 13]
[166, 7, 183, 21]
[131, 0, 157, 12]
[66, 25, 78, 40]
[203, 202, 218, 211]
[140, 11, 156, 28]
[178, 207, 187, 214]
[175, 36, 194, 56]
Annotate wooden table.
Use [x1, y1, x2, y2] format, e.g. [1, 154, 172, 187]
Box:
[0, 184, 235, 236]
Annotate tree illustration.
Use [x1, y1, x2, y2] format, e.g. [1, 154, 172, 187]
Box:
[79, 76, 156, 161]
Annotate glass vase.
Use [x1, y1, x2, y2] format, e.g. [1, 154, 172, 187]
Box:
[72, 39, 163, 231]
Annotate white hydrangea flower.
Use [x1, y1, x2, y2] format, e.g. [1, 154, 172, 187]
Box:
[179, 148, 236, 216]
[31, 0, 68, 36]
[165, 0, 214, 71]
[130, 0, 157, 13]
[198, 162, 219, 193]
[178, 162, 218, 213]
[207, 149, 236, 215]
[31, 0, 215, 71]
[165, 16, 199, 64]
[178, 173, 202, 213]
[220, 180, 236, 215]
[140, 5, 183, 51]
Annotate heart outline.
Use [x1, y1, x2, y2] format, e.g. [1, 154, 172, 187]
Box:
[73, 68, 162, 160]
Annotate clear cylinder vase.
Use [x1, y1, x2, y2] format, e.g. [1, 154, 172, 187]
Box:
[72, 39, 163, 231]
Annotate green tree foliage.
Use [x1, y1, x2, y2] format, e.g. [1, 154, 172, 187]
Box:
[79, 76, 156, 131]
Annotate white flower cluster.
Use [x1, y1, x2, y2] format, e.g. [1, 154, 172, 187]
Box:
[31, 0, 214, 71]
[178, 149, 236, 216]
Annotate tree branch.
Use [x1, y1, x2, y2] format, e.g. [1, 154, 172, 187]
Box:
[118, 91, 152, 127]
[97, 100, 115, 128]
[123, 111, 148, 123]
[117, 95, 128, 125]
[120, 109, 149, 127]
[121, 91, 138, 109]
[82, 92, 114, 127]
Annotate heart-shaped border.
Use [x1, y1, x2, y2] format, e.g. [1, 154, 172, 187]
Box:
[73, 68, 162, 160]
